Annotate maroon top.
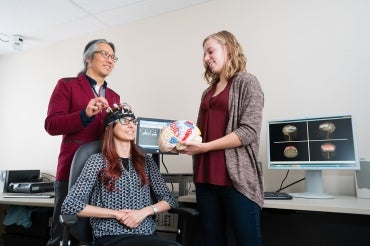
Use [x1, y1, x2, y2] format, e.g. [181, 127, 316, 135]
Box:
[194, 79, 233, 186]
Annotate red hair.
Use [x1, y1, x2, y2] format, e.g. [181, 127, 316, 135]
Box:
[98, 122, 149, 192]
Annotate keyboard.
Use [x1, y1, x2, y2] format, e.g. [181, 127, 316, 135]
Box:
[264, 192, 293, 200]
[2, 193, 54, 199]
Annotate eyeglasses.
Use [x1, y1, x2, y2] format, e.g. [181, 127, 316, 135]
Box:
[94, 50, 118, 62]
[118, 118, 138, 125]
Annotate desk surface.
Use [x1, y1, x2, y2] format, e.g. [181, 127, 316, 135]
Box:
[0, 194, 54, 207]
[1, 192, 369, 215]
[178, 194, 370, 215]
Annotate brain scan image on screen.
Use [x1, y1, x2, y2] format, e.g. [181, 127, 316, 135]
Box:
[283, 145, 298, 158]
[282, 124, 297, 141]
[321, 142, 336, 160]
[268, 115, 359, 199]
[318, 122, 336, 139]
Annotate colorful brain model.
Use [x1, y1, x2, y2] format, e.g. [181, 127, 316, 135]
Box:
[158, 120, 202, 153]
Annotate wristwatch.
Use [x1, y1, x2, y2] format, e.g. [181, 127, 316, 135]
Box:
[151, 205, 158, 215]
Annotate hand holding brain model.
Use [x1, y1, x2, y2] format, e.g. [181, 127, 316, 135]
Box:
[158, 120, 202, 153]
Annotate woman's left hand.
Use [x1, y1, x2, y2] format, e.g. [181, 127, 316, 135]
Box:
[118, 209, 147, 228]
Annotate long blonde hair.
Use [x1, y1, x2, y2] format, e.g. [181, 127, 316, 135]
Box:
[202, 30, 247, 86]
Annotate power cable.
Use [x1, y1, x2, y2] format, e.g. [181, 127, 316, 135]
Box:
[275, 170, 305, 192]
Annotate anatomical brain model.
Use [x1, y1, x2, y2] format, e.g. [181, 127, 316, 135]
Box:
[158, 120, 202, 153]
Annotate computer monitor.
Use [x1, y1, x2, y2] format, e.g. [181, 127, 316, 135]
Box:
[136, 117, 177, 155]
[267, 114, 360, 199]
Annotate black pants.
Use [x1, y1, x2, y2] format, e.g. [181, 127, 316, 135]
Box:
[46, 181, 69, 246]
[95, 234, 181, 246]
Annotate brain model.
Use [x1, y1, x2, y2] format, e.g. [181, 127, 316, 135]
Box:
[158, 120, 202, 153]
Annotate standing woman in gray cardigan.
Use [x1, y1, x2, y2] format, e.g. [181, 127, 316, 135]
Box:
[180, 30, 264, 246]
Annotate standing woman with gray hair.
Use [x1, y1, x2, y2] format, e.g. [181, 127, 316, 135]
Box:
[44, 39, 121, 246]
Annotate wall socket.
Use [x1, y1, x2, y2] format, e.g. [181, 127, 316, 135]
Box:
[155, 211, 178, 232]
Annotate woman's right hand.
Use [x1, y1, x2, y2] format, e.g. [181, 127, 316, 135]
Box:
[85, 97, 109, 117]
[116, 208, 150, 228]
[179, 140, 208, 155]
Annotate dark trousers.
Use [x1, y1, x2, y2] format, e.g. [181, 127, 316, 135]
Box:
[95, 234, 181, 246]
[195, 183, 262, 246]
[46, 181, 69, 246]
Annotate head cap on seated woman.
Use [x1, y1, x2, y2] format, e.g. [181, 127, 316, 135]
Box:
[104, 103, 136, 126]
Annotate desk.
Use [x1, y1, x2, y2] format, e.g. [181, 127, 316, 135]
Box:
[0, 194, 54, 246]
[179, 194, 370, 215]
[178, 194, 370, 246]
[0, 195, 54, 207]
[162, 173, 193, 197]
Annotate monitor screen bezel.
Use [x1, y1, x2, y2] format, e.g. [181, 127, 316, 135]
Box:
[266, 114, 360, 170]
[135, 117, 178, 155]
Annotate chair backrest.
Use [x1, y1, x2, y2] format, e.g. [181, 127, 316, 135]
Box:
[68, 140, 102, 243]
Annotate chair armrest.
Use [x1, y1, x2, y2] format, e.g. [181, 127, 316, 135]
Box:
[59, 214, 78, 226]
[169, 207, 199, 217]
[59, 215, 79, 246]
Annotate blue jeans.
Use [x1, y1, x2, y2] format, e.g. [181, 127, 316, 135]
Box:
[195, 183, 262, 246]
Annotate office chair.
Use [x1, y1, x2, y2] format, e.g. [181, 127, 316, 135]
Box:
[60, 140, 101, 246]
[60, 140, 199, 246]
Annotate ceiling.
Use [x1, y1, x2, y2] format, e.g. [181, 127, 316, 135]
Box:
[0, 0, 210, 56]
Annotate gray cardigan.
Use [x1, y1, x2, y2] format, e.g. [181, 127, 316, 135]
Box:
[195, 72, 264, 208]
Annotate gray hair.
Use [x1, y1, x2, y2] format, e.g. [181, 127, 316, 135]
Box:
[78, 39, 116, 75]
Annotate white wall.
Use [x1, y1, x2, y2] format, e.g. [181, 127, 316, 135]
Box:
[0, 0, 369, 196]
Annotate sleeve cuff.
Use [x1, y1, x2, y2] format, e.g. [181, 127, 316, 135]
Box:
[80, 110, 95, 127]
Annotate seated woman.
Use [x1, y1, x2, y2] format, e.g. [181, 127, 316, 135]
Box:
[61, 103, 180, 246]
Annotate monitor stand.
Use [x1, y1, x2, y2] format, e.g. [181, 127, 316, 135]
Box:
[289, 170, 334, 199]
